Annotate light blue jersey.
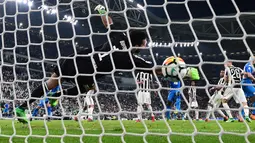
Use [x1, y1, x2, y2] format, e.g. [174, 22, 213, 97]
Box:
[168, 81, 181, 102]
[166, 81, 182, 120]
[3, 103, 9, 113]
[241, 62, 255, 98]
[38, 85, 60, 107]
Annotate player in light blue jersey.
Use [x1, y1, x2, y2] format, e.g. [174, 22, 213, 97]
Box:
[2, 103, 9, 117]
[166, 81, 182, 120]
[241, 59, 255, 120]
[31, 85, 60, 120]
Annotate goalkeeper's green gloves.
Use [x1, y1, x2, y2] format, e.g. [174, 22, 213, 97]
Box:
[94, 5, 107, 15]
[187, 67, 200, 80]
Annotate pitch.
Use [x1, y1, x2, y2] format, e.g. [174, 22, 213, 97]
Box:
[0, 120, 254, 143]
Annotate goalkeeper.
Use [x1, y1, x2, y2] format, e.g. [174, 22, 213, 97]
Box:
[15, 4, 160, 123]
[30, 85, 60, 121]
[15, 4, 200, 123]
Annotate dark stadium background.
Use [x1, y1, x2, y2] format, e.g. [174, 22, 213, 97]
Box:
[0, 0, 255, 119]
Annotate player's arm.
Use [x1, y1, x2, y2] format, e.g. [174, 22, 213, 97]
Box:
[243, 66, 255, 81]
[223, 68, 230, 85]
[94, 5, 113, 29]
[150, 74, 158, 96]
[135, 72, 143, 84]
[132, 55, 162, 75]
[188, 87, 192, 96]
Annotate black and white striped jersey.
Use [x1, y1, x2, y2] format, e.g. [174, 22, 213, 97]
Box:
[136, 72, 153, 92]
[225, 66, 243, 87]
[216, 77, 226, 95]
[188, 87, 197, 102]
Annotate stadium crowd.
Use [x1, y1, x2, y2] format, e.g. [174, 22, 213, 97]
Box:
[0, 60, 241, 120]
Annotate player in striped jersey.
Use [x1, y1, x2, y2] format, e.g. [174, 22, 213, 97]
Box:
[223, 61, 251, 122]
[241, 59, 255, 120]
[74, 85, 96, 121]
[136, 71, 155, 122]
[205, 70, 228, 122]
[188, 81, 199, 121]
[83, 87, 95, 121]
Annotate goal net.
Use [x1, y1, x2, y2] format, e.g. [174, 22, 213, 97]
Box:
[0, 0, 255, 142]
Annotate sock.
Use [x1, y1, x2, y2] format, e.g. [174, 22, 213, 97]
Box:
[195, 110, 199, 120]
[216, 110, 226, 118]
[252, 102, 255, 115]
[243, 105, 249, 117]
[183, 113, 187, 119]
[88, 106, 94, 119]
[241, 109, 245, 117]
[223, 103, 233, 118]
[32, 108, 39, 117]
[147, 105, 154, 117]
[206, 105, 212, 119]
[166, 105, 171, 120]
[47, 106, 52, 116]
[137, 106, 142, 120]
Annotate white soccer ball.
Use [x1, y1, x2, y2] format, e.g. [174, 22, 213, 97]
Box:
[162, 56, 187, 81]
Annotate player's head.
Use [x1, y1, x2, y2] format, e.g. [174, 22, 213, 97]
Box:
[130, 31, 147, 47]
[225, 61, 232, 67]
[191, 81, 195, 86]
[220, 70, 225, 78]
[251, 57, 255, 64]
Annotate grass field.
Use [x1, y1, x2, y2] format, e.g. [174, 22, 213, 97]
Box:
[0, 119, 255, 143]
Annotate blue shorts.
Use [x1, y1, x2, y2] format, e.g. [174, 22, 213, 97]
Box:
[168, 90, 181, 102]
[3, 108, 9, 113]
[38, 98, 49, 107]
[241, 80, 255, 98]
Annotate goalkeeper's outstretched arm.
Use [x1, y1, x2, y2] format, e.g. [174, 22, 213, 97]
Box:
[94, 5, 113, 29]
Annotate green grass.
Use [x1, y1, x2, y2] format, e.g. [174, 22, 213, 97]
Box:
[0, 120, 255, 143]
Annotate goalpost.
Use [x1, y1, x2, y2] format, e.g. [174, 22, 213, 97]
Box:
[0, 0, 255, 142]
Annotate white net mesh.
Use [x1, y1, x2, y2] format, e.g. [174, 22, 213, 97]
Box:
[1, 0, 255, 142]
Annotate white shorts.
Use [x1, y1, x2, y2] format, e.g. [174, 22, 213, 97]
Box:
[137, 91, 151, 105]
[223, 88, 247, 103]
[85, 96, 94, 106]
[190, 101, 198, 108]
[209, 93, 222, 107]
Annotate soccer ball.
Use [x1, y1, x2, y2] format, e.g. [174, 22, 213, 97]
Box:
[162, 56, 187, 81]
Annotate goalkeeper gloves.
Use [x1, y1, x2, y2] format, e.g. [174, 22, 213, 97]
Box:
[94, 5, 106, 15]
[186, 67, 200, 80]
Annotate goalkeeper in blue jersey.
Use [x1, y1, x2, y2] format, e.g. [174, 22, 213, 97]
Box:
[166, 81, 182, 120]
[31, 85, 60, 121]
[241, 59, 255, 120]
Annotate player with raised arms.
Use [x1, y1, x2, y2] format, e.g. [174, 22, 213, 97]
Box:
[205, 70, 228, 122]
[30, 85, 60, 121]
[241, 58, 255, 120]
[223, 61, 251, 122]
